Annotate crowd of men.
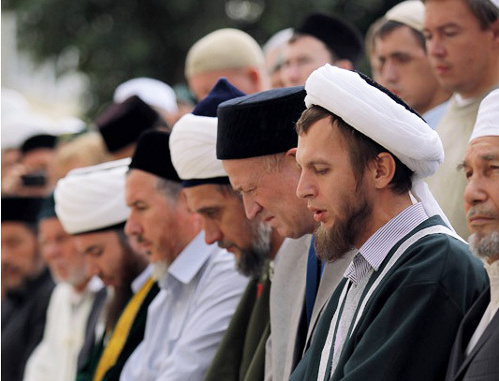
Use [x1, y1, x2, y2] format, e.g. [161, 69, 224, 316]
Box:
[2, 0, 498, 380]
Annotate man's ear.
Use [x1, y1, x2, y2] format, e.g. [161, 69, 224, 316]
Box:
[286, 147, 298, 158]
[371, 152, 396, 189]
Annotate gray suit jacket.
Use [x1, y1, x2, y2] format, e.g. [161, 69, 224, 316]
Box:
[446, 287, 499, 381]
[265, 235, 353, 381]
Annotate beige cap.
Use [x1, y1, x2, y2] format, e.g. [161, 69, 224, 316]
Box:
[185, 28, 265, 78]
[385, 0, 425, 32]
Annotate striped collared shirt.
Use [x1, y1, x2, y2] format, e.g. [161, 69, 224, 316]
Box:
[344, 203, 429, 285]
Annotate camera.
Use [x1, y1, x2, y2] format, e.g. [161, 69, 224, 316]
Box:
[21, 172, 47, 187]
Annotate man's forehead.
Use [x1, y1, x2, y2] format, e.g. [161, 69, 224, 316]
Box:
[466, 136, 499, 161]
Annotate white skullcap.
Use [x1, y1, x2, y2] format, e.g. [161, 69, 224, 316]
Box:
[385, 0, 425, 32]
[263, 28, 293, 53]
[114, 77, 178, 114]
[305, 65, 451, 228]
[470, 89, 499, 141]
[169, 114, 227, 181]
[185, 28, 266, 78]
[55, 158, 131, 234]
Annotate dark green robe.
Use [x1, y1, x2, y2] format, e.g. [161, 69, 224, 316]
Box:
[76, 282, 160, 381]
[290, 216, 488, 381]
[204, 265, 271, 381]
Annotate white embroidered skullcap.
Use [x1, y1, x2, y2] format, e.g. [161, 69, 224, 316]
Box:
[170, 114, 227, 183]
[385, 0, 425, 32]
[114, 77, 178, 114]
[469, 89, 499, 142]
[54, 158, 130, 234]
[305, 64, 451, 227]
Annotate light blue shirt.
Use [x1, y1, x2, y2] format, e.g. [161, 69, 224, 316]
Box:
[423, 100, 449, 130]
[120, 232, 248, 381]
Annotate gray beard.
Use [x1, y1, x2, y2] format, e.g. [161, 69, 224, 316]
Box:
[469, 231, 499, 261]
[237, 222, 272, 278]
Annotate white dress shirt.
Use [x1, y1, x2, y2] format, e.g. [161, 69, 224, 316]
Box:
[23, 277, 104, 381]
[120, 232, 248, 381]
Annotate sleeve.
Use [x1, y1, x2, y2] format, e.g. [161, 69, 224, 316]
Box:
[157, 259, 248, 381]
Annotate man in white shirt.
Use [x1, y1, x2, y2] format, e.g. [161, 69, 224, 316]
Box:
[121, 129, 247, 380]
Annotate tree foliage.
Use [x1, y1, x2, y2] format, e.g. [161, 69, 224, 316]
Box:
[3, 0, 399, 118]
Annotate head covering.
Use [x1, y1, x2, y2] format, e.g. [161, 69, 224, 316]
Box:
[295, 12, 364, 66]
[129, 129, 181, 182]
[185, 28, 266, 78]
[263, 28, 293, 53]
[114, 77, 179, 114]
[385, 0, 425, 32]
[54, 158, 130, 235]
[37, 192, 57, 221]
[490, 0, 499, 9]
[95, 95, 160, 153]
[1, 197, 44, 224]
[304, 64, 450, 227]
[20, 134, 57, 154]
[217, 86, 306, 160]
[469, 89, 499, 141]
[170, 79, 245, 187]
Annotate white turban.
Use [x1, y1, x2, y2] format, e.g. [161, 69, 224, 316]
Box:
[385, 0, 425, 32]
[55, 158, 131, 234]
[305, 65, 450, 228]
[469, 89, 499, 141]
[114, 77, 178, 114]
[169, 114, 227, 181]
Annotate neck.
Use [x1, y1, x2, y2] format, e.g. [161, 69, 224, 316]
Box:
[72, 277, 92, 294]
[459, 64, 499, 100]
[355, 192, 412, 249]
[419, 87, 451, 115]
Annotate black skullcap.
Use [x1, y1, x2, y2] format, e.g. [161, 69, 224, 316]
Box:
[295, 12, 364, 66]
[216, 86, 306, 160]
[37, 192, 57, 221]
[21, 134, 57, 154]
[192, 78, 245, 117]
[2, 197, 44, 224]
[96, 95, 160, 153]
[129, 129, 181, 182]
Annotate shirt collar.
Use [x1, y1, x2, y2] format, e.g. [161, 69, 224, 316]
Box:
[161, 231, 217, 288]
[344, 202, 428, 284]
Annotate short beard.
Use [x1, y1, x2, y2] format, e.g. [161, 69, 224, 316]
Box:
[314, 190, 372, 262]
[237, 222, 272, 278]
[469, 231, 499, 261]
[151, 260, 170, 281]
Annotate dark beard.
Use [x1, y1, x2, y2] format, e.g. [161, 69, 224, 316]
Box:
[237, 222, 272, 278]
[105, 240, 147, 331]
[314, 196, 372, 262]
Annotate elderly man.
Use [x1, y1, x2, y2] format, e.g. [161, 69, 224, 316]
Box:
[280, 12, 363, 87]
[290, 65, 487, 381]
[2, 196, 55, 381]
[371, 0, 451, 128]
[423, 0, 499, 238]
[170, 78, 284, 380]
[55, 159, 157, 381]
[185, 28, 270, 101]
[217, 86, 353, 380]
[445, 89, 499, 381]
[121, 129, 247, 380]
[23, 193, 106, 381]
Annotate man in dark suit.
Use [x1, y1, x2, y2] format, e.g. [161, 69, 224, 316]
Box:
[1, 196, 55, 381]
[446, 89, 499, 381]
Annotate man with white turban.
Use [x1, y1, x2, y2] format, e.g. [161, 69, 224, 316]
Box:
[445, 89, 499, 381]
[55, 158, 158, 381]
[290, 65, 488, 381]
